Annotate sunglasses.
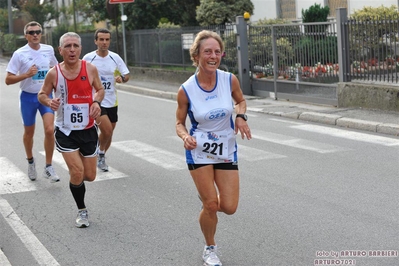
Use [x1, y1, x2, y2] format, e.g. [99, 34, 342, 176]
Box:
[27, 30, 42, 36]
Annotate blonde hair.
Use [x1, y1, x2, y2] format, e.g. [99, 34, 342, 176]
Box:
[190, 30, 224, 67]
[24, 21, 42, 34]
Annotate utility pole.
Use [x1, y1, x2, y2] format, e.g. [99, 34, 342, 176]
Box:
[73, 0, 77, 32]
[8, 0, 13, 33]
[121, 4, 127, 64]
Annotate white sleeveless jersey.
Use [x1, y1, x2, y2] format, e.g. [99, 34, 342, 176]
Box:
[182, 70, 237, 164]
[6, 43, 58, 93]
[82, 51, 129, 108]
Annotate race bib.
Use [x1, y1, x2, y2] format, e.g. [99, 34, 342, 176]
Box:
[193, 130, 235, 163]
[63, 103, 90, 130]
[101, 74, 115, 93]
[31, 69, 48, 84]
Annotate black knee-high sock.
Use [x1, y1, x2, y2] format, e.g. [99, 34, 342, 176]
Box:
[70, 182, 86, 209]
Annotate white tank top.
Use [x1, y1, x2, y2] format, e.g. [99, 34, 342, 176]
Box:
[182, 70, 237, 164]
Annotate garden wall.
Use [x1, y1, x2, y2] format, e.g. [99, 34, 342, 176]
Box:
[337, 82, 399, 112]
[130, 66, 398, 112]
[129, 67, 193, 85]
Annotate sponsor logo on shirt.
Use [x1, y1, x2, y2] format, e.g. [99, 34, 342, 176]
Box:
[205, 94, 217, 101]
[72, 94, 91, 99]
[205, 108, 228, 121]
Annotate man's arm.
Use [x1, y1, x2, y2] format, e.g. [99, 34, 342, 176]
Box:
[87, 62, 104, 119]
[5, 65, 38, 85]
[90, 65, 105, 103]
[38, 68, 58, 110]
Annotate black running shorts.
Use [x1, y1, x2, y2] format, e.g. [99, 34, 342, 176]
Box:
[100, 106, 118, 123]
[55, 126, 99, 157]
[187, 162, 238, 171]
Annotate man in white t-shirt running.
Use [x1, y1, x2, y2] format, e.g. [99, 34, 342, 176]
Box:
[82, 28, 130, 172]
[5, 21, 60, 182]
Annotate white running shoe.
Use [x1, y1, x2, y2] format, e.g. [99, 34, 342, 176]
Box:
[42, 165, 60, 183]
[203, 245, 222, 266]
[75, 209, 89, 228]
[28, 162, 37, 181]
[97, 155, 108, 172]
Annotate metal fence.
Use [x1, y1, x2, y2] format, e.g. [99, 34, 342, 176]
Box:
[250, 22, 339, 83]
[124, 24, 237, 72]
[122, 15, 399, 83]
[346, 14, 399, 83]
[248, 21, 339, 105]
[72, 11, 399, 105]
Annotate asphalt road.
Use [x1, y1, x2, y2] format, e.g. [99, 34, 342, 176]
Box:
[1, 60, 399, 266]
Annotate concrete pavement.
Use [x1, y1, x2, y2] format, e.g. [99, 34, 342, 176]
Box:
[118, 79, 399, 137]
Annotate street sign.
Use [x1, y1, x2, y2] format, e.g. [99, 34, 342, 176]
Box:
[109, 0, 134, 4]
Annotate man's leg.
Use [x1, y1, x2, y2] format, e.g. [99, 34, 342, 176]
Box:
[23, 124, 35, 160]
[41, 112, 59, 182]
[23, 124, 37, 181]
[42, 112, 55, 165]
[97, 114, 113, 153]
[62, 151, 90, 228]
[96, 114, 112, 171]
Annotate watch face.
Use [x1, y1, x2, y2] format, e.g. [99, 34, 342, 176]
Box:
[237, 114, 247, 121]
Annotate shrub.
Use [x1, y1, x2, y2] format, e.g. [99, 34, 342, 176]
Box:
[349, 5, 399, 62]
[302, 4, 330, 34]
[3, 34, 17, 53]
[295, 36, 338, 66]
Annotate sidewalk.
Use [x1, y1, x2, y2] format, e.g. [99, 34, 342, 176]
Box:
[118, 79, 399, 137]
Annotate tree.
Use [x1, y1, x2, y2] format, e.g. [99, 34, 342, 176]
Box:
[0, 0, 19, 9]
[162, 0, 200, 27]
[196, 0, 254, 26]
[85, 0, 200, 30]
[301, 3, 329, 23]
[19, 0, 57, 25]
[0, 8, 8, 32]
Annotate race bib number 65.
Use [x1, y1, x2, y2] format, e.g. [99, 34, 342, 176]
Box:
[63, 103, 89, 130]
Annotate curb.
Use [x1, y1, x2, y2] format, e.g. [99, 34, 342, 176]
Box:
[118, 84, 399, 137]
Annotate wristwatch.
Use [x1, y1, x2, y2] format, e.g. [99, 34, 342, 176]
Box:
[236, 114, 248, 121]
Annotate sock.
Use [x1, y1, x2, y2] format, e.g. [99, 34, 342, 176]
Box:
[27, 157, 34, 164]
[70, 182, 86, 209]
[46, 164, 51, 168]
[98, 150, 105, 156]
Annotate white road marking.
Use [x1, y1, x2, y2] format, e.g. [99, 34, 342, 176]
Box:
[0, 157, 38, 195]
[172, 136, 287, 161]
[112, 140, 186, 170]
[269, 118, 304, 125]
[0, 248, 11, 266]
[292, 124, 399, 146]
[251, 130, 349, 153]
[0, 197, 60, 265]
[40, 152, 128, 181]
[236, 142, 287, 160]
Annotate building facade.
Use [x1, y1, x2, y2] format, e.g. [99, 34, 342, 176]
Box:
[250, 0, 399, 22]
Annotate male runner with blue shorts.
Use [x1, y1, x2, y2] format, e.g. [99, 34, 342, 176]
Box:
[5, 21, 59, 182]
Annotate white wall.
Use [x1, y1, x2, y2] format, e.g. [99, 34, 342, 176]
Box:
[251, 0, 278, 22]
[250, 0, 398, 22]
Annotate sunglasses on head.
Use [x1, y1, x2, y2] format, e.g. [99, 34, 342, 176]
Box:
[27, 30, 42, 36]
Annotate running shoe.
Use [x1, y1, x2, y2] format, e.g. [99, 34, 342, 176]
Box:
[203, 245, 222, 266]
[75, 209, 89, 228]
[28, 162, 37, 181]
[97, 155, 108, 172]
[42, 165, 60, 183]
